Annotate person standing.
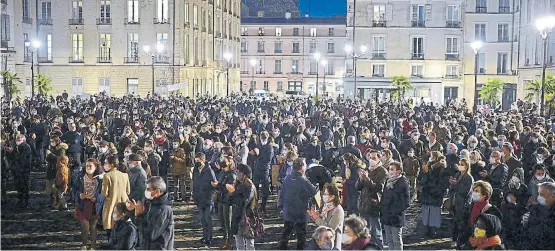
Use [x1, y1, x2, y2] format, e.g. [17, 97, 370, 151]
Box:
[192, 152, 217, 245]
[307, 183, 345, 249]
[102, 155, 131, 238]
[228, 164, 257, 250]
[127, 154, 147, 202]
[480, 151, 508, 208]
[279, 158, 318, 250]
[449, 159, 474, 244]
[381, 162, 410, 250]
[520, 182, 555, 250]
[5, 134, 32, 207]
[253, 131, 274, 213]
[214, 157, 237, 250]
[45, 135, 67, 207]
[73, 159, 102, 250]
[61, 121, 83, 168]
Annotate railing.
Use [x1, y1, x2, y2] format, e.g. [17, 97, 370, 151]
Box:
[476, 7, 487, 13]
[69, 18, 84, 25]
[292, 50, 300, 53]
[154, 55, 170, 64]
[411, 53, 424, 60]
[411, 74, 423, 78]
[241, 49, 247, 53]
[39, 18, 52, 25]
[289, 71, 302, 75]
[499, 6, 510, 13]
[445, 75, 459, 79]
[308, 71, 317, 75]
[372, 52, 386, 59]
[446, 21, 461, 28]
[124, 18, 140, 24]
[445, 54, 459, 60]
[97, 17, 111, 25]
[256, 71, 265, 74]
[153, 18, 170, 24]
[22, 17, 33, 24]
[372, 73, 384, 77]
[240, 70, 249, 74]
[372, 20, 387, 27]
[69, 56, 84, 63]
[325, 71, 335, 75]
[97, 56, 112, 63]
[37, 57, 52, 63]
[124, 56, 140, 63]
[23, 54, 32, 62]
[498, 36, 510, 42]
[411, 20, 425, 27]
[274, 72, 282, 74]
[274, 50, 282, 53]
[257, 49, 264, 53]
[293, 32, 299, 36]
[194, 59, 199, 65]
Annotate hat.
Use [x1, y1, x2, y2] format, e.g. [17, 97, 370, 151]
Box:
[502, 142, 513, 150]
[128, 154, 142, 162]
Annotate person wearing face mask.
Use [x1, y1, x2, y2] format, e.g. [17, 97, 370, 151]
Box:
[127, 176, 174, 250]
[45, 135, 67, 207]
[279, 158, 318, 250]
[306, 226, 337, 251]
[399, 129, 425, 160]
[402, 148, 420, 201]
[101, 155, 131, 239]
[307, 183, 345, 249]
[253, 131, 274, 213]
[520, 182, 555, 250]
[449, 159, 474, 244]
[213, 157, 237, 250]
[380, 162, 410, 250]
[192, 152, 217, 245]
[305, 136, 323, 166]
[73, 159, 102, 250]
[144, 140, 162, 177]
[522, 132, 541, 181]
[499, 168, 528, 249]
[419, 151, 449, 237]
[501, 143, 522, 178]
[235, 134, 249, 166]
[170, 141, 188, 201]
[528, 165, 554, 200]
[4, 134, 32, 208]
[227, 164, 257, 250]
[103, 202, 138, 250]
[464, 213, 504, 250]
[480, 151, 508, 208]
[60, 122, 84, 169]
[127, 154, 147, 203]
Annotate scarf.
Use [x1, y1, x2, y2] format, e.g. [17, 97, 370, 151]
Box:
[321, 203, 335, 220]
[154, 136, 167, 145]
[386, 174, 402, 189]
[469, 235, 502, 250]
[470, 200, 489, 224]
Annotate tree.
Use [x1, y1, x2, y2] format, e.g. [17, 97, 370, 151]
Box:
[479, 78, 506, 107]
[1, 70, 22, 102]
[525, 74, 555, 109]
[34, 73, 53, 95]
[390, 76, 412, 103]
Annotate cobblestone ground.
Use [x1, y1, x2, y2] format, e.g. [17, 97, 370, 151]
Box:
[1, 171, 454, 250]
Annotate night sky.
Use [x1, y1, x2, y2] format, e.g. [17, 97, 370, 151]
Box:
[299, 0, 346, 17]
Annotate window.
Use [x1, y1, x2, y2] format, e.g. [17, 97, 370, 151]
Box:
[257, 59, 263, 73]
[24, 78, 31, 97]
[293, 28, 299, 36]
[411, 65, 423, 77]
[201, 8, 205, 29]
[250, 80, 256, 90]
[373, 36, 386, 55]
[372, 64, 385, 76]
[444, 87, 458, 103]
[328, 28, 334, 36]
[23, 0, 30, 20]
[99, 34, 111, 61]
[156, 79, 168, 96]
[72, 33, 84, 61]
[310, 28, 317, 37]
[184, 35, 189, 63]
[498, 24, 509, 42]
[476, 0, 487, 12]
[157, 0, 169, 22]
[446, 65, 458, 77]
[292, 59, 299, 73]
[100, 0, 110, 23]
[499, 0, 510, 12]
[127, 33, 139, 60]
[411, 37, 424, 59]
[475, 24, 486, 41]
[127, 78, 139, 95]
[183, 2, 189, 23]
[46, 34, 52, 60]
[478, 53, 486, 73]
[411, 5, 425, 26]
[327, 43, 335, 53]
[309, 42, 317, 53]
[156, 33, 168, 51]
[258, 27, 264, 35]
[288, 81, 302, 91]
[71, 78, 84, 97]
[241, 27, 248, 35]
[326, 60, 334, 75]
[257, 41, 264, 52]
[374, 5, 386, 21]
[193, 4, 198, 26]
[276, 28, 282, 36]
[72, 0, 83, 19]
[264, 81, 269, 91]
[99, 78, 111, 96]
[497, 52, 508, 74]
[447, 5, 460, 22]
[126, 0, 139, 23]
[274, 41, 282, 53]
[277, 81, 283, 91]
[241, 40, 247, 52]
[41, 2, 52, 21]
[309, 60, 317, 74]
[23, 33, 29, 60]
[275, 60, 282, 73]
[292, 42, 300, 53]
[446, 37, 459, 54]
[1, 14, 10, 43]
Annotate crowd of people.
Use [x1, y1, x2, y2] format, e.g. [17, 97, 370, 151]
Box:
[1, 92, 555, 250]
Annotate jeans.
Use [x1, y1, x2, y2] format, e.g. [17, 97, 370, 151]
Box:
[346, 183, 360, 215]
[219, 203, 232, 242]
[366, 216, 383, 248]
[235, 235, 255, 250]
[383, 225, 403, 250]
[199, 205, 213, 240]
[279, 221, 307, 250]
[254, 170, 270, 209]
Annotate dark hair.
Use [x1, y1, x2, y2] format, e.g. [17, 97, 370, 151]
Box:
[195, 152, 206, 161]
[389, 161, 403, 172]
[324, 183, 341, 206]
[114, 202, 130, 219]
[293, 158, 306, 171]
[237, 164, 252, 179]
[105, 155, 119, 170]
[84, 158, 101, 176]
[344, 215, 369, 238]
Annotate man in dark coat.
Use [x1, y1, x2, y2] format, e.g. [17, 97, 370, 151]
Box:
[127, 154, 147, 202]
[7, 134, 33, 207]
[192, 152, 217, 245]
[254, 131, 274, 212]
[60, 122, 83, 168]
[339, 136, 362, 159]
[480, 151, 508, 208]
[380, 161, 410, 251]
[520, 182, 555, 249]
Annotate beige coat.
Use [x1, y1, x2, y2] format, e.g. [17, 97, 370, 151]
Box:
[101, 168, 130, 230]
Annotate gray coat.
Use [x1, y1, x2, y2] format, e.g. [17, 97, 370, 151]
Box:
[128, 166, 147, 201]
[136, 193, 174, 250]
[279, 172, 318, 223]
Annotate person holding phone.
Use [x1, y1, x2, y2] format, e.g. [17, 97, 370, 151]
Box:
[73, 159, 103, 250]
[192, 152, 217, 245]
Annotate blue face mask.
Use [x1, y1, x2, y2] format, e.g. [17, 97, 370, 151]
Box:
[360, 139, 367, 144]
[287, 161, 293, 166]
[447, 148, 453, 155]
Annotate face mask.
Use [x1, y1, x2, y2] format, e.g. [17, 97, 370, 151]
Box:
[287, 161, 293, 166]
[144, 147, 152, 152]
[532, 138, 539, 143]
[124, 152, 131, 157]
[537, 195, 547, 205]
[510, 176, 520, 184]
[322, 195, 331, 204]
[341, 234, 353, 244]
[470, 142, 478, 148]
[112, 213, 119, 222]
[103, 164, 111, 172]
[261, 140, 268, 145]
[173, 144, 179, 149]
[535, 174, 546, 180]
[86, 167, 95, 175]
[388, 170, 398, 179]
[474, 227, 486, 238]
[412, 135, 419, 141]
[457, 165, 466, 172]
[368, 158, 377, 167]
[321, 240, 333, 250]
[447, 148, 453, 155]
[408, 152, 414, 157]
[145, 190, 154, 200]
[489, 157, 496, 164]
[471, 192, 482, 202]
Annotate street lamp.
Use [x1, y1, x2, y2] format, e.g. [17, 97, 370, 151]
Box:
[314, 52, 322, 96]
[250, 59, 257, 92]
[24, 39, 40, 98]
[471, 41, 483, 112]
[345, 44, 367, 99]
[321, 59, 328, 97]
[224, 52, 232, 96]
[143, 43, 165, 95]
[536, 16, 555, 116]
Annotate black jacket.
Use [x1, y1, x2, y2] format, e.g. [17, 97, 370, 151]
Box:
[520, 204, 555, 249]
[420, 160, 449, 207]
[215, 170, 237, 206]
[230, 180, 255, 236]
[136, 193, 174, 250]
[255, 143, 274, 174]
[192, 164, 216, 207]
[60, 130, 83, 154]
[12, 142, 32, 172]
[380, 176, 410, 228]
[109, 218, 138, 250]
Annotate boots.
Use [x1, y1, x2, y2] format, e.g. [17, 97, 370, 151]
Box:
[220, 241, 231, 250]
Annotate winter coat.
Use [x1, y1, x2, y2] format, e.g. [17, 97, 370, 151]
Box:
[528, 175, 554, 199]
[127, 165, 147, 202]
[170, 148, 187, 175]
[12, 142, 32, 173]
[192, 164, 216, 208]
[146, 152, 162, 176]
[235, 142, 249, 166]
[399, 139, 425, 159]
[215, 170, 237, 206]
[339, 145, 362, 159]
[108, 218, 138, 250]
[254, 143, 274, 175]
[471, 161, 487, 182]
[503, 155, 522, 180]
[230, 179, 255, 236]
[305, 144, 323, 164]
[46, 143, 68, 179]
[402, 157, 420, 177]
[136, 193, 175, 250]
[420, 160, 449, 207]
[102, 168, 130, 230]
[60, 130, 83, 154]
[279, 172, 318, 223]
[72, 173, 102, 212]
[55, 155, 70, 192]
[450, 173, 474, 217]
[355, 165, 387, 217]
[520, 204, 555, 249]
[278, 162, 293, 184]
[380, 175, 410, 227]
[306, 164, 333, 191]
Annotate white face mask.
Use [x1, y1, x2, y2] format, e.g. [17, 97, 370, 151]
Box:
[408, 152, 414, 157]
[489, 157, 496, 164]
[341, 233, 353, 244]
[145, 190, 154, 200]
[388, 170, 398, 179]
[86, 167, 95, 175]
[471, 192, 482, 201]
[457, 165, 466, 172]
[535, 174, 546, 181]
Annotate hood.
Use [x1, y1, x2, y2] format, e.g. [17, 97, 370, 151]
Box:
[476, 213, 502, 237]
[57, 143, 69, 151]
[511, 167, 525, 181]
[431, 158, 447, 169]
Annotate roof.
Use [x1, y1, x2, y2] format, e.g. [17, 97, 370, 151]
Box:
[241, 17, 346, 25]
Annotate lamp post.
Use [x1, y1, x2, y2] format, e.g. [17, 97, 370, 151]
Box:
[471, 41, 483, 113]
[143, 43, 165, 95]
[24, 39, 41, 98]
[250, 59, 256, 92]
[224, 52, 232, 96]
[345, 44, 367, 99]
[536, 16, 555, 116]
[314, 52, 321, 96]
[321, 59, 328, 97]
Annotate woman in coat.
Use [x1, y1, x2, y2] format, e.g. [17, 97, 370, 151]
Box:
[342, 215, 372, 250]
[54, 154, 70, 210]
[102, 155, 130, 238]
[500, 167, 528, 249]
[73, 158, 103, 250]
[419, 151, 449, 236]
[308, 183, 345, 249]
[470, 151, 487, 182]
[449, 158, 474, 243]
[227, 164, 257, 250]
[215, 157, 237, 250]
[170, 142, 187, 201]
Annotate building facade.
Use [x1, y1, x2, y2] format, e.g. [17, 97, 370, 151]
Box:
[1, 0, 241, 98]
[1, 0, 18, 97]
[240, 16, 347, 96]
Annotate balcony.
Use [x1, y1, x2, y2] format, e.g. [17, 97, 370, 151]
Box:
[22, 17, 33, 24]
[498, 36, 510, 42]
[241, 70, 249, 74]
[445, 54, 459, 60]
[372, 73, 384, 77]
[154, 55, 170, 64]
[476, 7, 487, 13]
[372, 20, 387, 27]
[274, 50, 282, 53]
[69, 56, 84, 63]
[257, 49, 265, 53]
[39, 18, 52, 25]
[256, 71, 265, 74]
[124, 56, 140, 63]
[309, 71, 317, 75]
[499, 6, 510, 13]
[23, 54, 32, 62]
[124, 18, 140, 25]
[372, 52, 386, 59]
[37, 57, 52, 63]
[69, 18, 84, 25]
[289, 71, 302, 75]
[411, 20, 425, 27]
[411, 53, 424, 60]
[97, 56, 112, 63]
[446, 21, 461, 28]
[153, 18, 170, 24]
[97, 17, 111, 25]
[445, 75, 459, 79]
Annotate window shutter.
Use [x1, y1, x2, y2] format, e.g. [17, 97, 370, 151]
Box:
[425, 4, 432, 21]
[411, 5, 417, 22]
[385, 4, 393, 21]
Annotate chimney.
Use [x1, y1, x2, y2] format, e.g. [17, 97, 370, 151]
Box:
[285, 12, 291, 19]
[304, 12, 309, 18]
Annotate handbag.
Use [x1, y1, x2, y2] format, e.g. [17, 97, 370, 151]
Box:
[241, 208, 264, 239]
